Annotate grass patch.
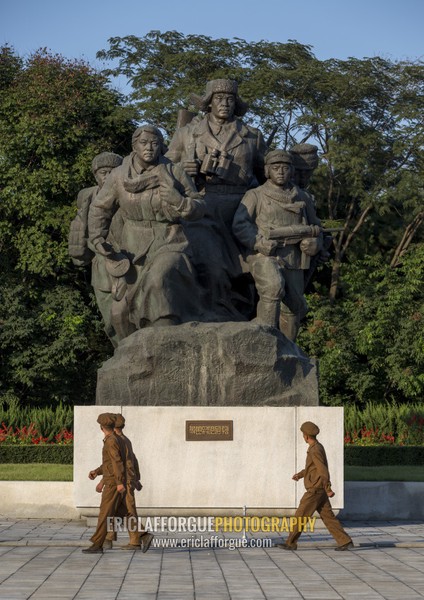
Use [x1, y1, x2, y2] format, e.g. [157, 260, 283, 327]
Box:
[345, 465, 424, 481]
[1, 464, 423, 482]
[0, 463, 73, 481]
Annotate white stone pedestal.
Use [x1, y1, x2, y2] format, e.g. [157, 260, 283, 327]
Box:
[74, 406, 344, 514]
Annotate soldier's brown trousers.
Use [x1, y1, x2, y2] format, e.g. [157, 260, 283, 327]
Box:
[286, 488, 351, 547]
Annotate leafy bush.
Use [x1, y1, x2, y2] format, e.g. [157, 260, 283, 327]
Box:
[344, 427, 395, 446]
[0, 423, 73, 445]
[0, 398, 73, 442]
[344, 402, 424, 445]
[398, 413, 424, 446]
[300, 249, 424, 406]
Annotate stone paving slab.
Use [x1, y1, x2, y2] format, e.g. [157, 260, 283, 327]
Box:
[1, 518, 424, 549]
[0, 519, 423, 599]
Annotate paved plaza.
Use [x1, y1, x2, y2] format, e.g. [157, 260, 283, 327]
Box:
[0, 518, 423, 599]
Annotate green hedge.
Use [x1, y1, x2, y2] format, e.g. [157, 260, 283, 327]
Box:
[0, 445, 73, 464]
[344, 445, 424, 466]
[0, 444, 421, 467]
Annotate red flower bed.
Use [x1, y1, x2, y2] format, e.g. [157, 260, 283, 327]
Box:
[344, 426, 396, 446]
[0, 422, 73, 445]
[345, 415, 424, 446]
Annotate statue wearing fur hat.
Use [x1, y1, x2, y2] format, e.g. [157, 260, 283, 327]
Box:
[166, 79, 267, 320]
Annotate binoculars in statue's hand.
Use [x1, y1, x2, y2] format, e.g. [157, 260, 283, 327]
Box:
[200, 149, 232, 179]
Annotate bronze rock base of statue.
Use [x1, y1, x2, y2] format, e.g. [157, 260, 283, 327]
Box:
[95, 321, 318, 406]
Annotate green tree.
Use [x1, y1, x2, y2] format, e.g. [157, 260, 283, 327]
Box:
[299, 245, 424, 406]
[98, 31, 424, 301]
[0, 46, 135, 406]
[96, 31, 317, 139]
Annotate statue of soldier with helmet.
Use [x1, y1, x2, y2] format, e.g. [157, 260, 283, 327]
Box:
[68, 151, 124, 346]
[232, 149, 323, 341]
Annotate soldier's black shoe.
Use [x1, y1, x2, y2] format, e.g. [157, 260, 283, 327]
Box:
[120, 544, 141, 551]
[102, 540, 113, 550]
[334, 541, 354, 551]
[82, 545, 103, 554]
[276, 542, 297, 551]
[141, 532, 155, 553]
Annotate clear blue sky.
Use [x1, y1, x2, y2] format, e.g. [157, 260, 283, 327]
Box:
[1, 0, 423, 93]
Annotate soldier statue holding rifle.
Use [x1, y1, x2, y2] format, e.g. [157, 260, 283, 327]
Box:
[233, 149, 334, 341]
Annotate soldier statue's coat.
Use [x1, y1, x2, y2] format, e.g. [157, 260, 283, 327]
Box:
[88, 153, 205, 329]
[166, 114, 266, 318]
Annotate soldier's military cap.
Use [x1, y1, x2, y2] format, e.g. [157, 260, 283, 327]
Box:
[91, 152, 123, 175]
[300, 421, 320, 436]
[290, 143, 319, 170]
[97, 413, 116, 427]
[206, 78, 238, 96]
[114, 413, 126, 428]
[265, 150, 293, 165]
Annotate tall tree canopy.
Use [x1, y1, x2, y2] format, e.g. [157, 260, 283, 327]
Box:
[98, 32, 423, 283]
[0, 46, 135, 406]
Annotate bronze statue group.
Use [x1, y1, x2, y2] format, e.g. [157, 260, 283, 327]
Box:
[69, 78, 331, 347]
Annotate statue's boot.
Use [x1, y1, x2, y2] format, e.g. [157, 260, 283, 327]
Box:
[111, 295, 136, 341]
[255, 299, 280, 329]
[279, 311, 299, 342]
[153, 316, 179, 327]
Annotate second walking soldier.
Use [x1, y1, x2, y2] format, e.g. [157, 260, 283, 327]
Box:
[104, 414, 154, 552]
[83, 413, 127, 553]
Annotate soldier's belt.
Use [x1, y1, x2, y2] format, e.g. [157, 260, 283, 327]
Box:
[124, 218, 170, 227]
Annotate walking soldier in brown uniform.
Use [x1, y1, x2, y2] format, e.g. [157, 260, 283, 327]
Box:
[278, 421, 354, 551]
[104, 414, 154, 552]
[83, 413, 127, 553]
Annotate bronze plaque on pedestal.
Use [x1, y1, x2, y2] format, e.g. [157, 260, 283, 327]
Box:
[186, 420, 233, 441]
